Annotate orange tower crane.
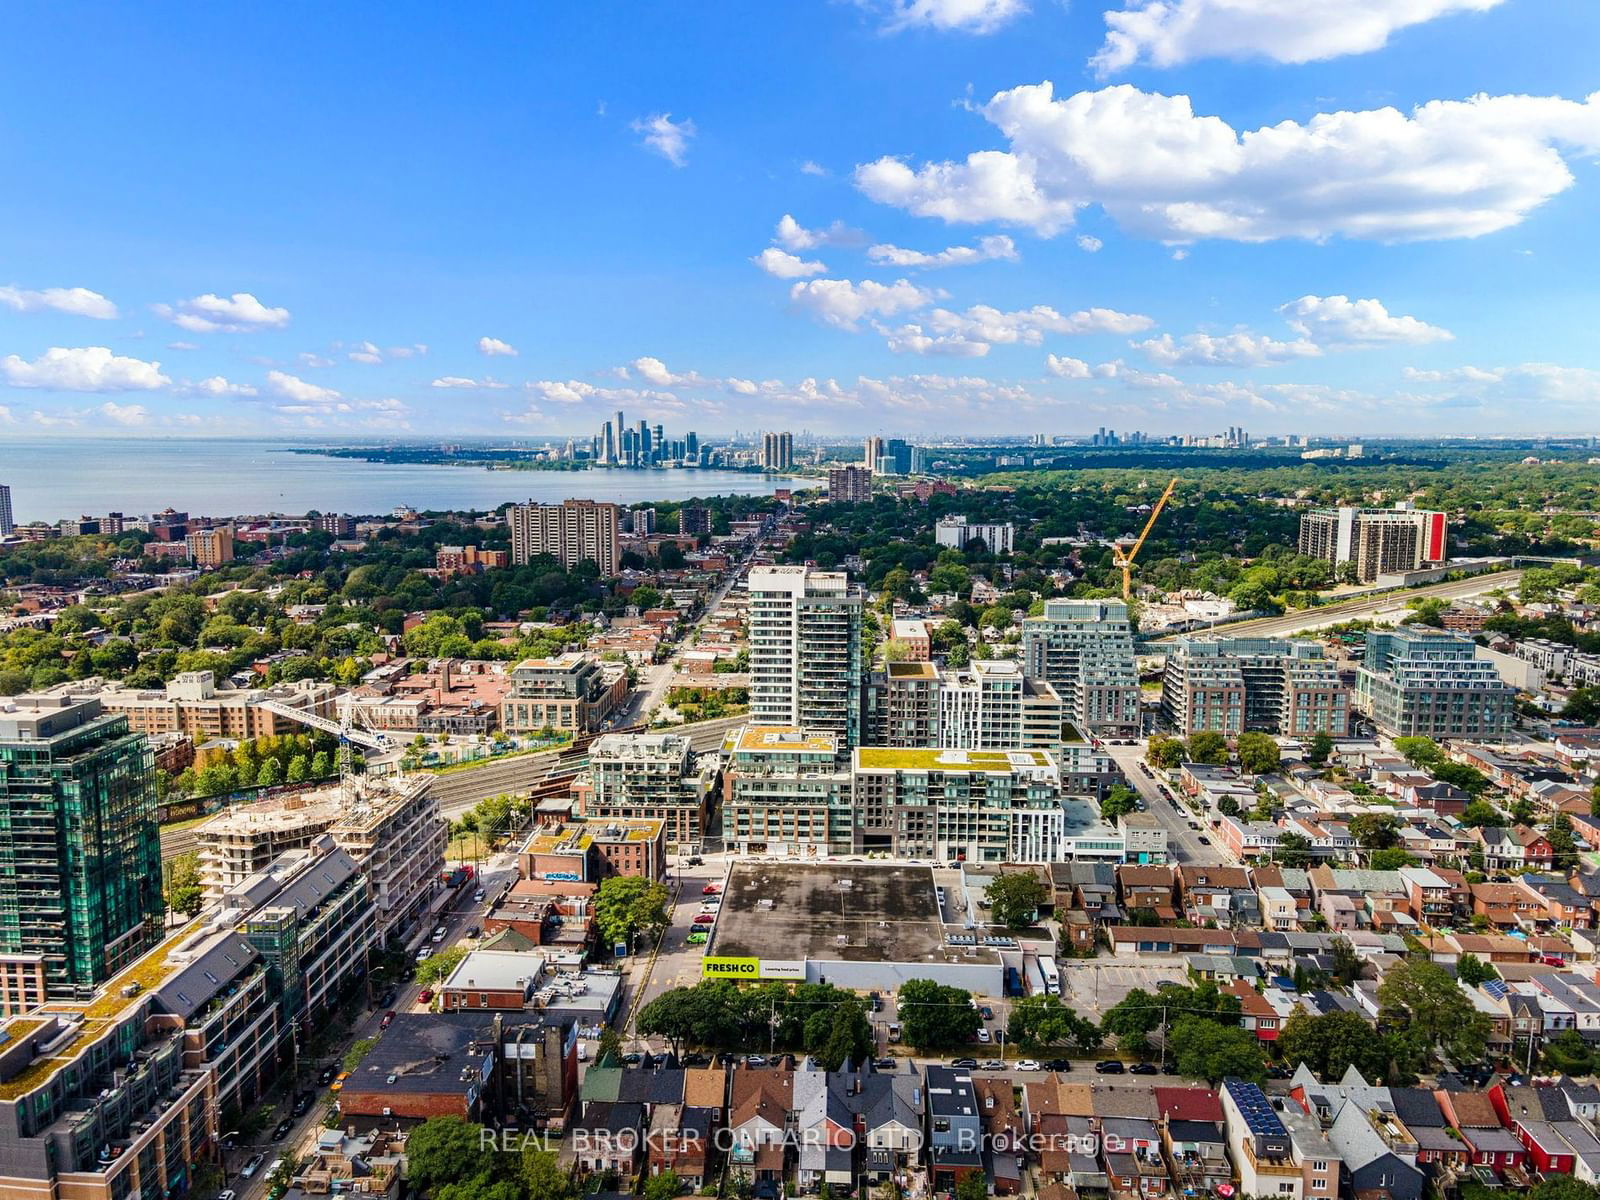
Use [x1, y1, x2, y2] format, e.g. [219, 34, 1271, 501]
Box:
[1111, 477, 1179, 600]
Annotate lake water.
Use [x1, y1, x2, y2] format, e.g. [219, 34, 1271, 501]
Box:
[0, 438, 790, 523]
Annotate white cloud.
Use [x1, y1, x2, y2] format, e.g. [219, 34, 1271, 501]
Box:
[774, 214, 868, 251]
[881, 0, 1029, 35]
[1280, 294, 1453, 345]
[1, 346, 169, 392]
[788, 278, 939, 328]
[266, 370, 341, 405]
[154, 292, 290, 333]
[0, 285, 118, 319]
[752, 247, 829, 278]
[1076, 235, 1103, 253]
[99, 401, 148, 426]
[800, 160, 828, 176]
[388, 343, 428, 358]
[856, 82, 1600, 243]
[167, 341, 200, 351]
[1093, 0, 1504, 75]
[1134, 330, 1322, 366]
[1398, 361, 1600, 415]
[727, 378, 759, 395]
[431, 376, 509, 390]
[193, 375, 259, 397]
[478, 336, 518, 357]
[867, 234, 1019, 269]
[880, 303, 1153, 356]
[348, 340, 384, 364]
[631, 113, 696, 166]
[1046, 354, 1092, 378]
[299, 352, 335, 368]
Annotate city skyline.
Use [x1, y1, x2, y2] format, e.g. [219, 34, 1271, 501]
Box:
[2, 3, 1599, 439]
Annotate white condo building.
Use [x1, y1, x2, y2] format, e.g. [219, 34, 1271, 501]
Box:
[747, 565, 864, 748]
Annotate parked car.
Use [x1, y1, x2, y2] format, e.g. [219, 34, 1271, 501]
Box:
[329, 1071, 349, 1093]
[975, 1028, 991, 1043]
[272, 1119, 294, 1142]
[873, 1057, 897, 1071]
[980, 1059, 1004, 1071]
[951, 1057, 979, 1068]
[887, 1023, 902, 1042]
[1044, 1059, 1072, 1072]
[217, 1191, 237, 1200]
[431, 926, 448, 943]
[291, 1090, 315, 1117]
[1095, 1060, 1126, 1074]
[240, 1155, 265, 1179]
[702, 884, 721, 895]
[868, 991, 882, 1011]
[380, 1010, 396, 1030]
[1130, 1062, 1159, 1075]
[1016, 1060, 1043, 1072]
[465, 925, 480, 939]
[415, 947, 432, 961]
[692, 914, 715, 926]
[686, 931, 708, 944]
[418, 987, 434, 1003]
[978, 1005, 993, 1020]
[317, 1066, 337, 1086]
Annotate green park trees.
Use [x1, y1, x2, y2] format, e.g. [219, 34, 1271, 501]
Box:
[985, 872, 1049, 930]
[593, 876, 670, 951]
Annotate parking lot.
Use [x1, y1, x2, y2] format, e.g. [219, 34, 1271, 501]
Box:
[1057, 960, 1192, 1020]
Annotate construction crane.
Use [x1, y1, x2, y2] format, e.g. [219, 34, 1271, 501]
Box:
[257, 698, 396, 801]
[1111, 476, 1179, 600]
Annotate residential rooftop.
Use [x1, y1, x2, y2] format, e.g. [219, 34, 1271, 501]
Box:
[854, 746, 1055, 773]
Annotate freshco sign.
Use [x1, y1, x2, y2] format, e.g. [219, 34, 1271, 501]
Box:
[702, 957, 760, 978]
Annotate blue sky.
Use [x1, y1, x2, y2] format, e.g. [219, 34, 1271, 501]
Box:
[2, 0, 1598, 439]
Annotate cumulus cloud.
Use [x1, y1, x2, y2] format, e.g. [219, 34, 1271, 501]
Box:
[1400, 362, 1600, 414]
[431, 376, 509, 390]
[788, 278, 939, 328]
[0, 285, 118, 319]
[1134, 330, 1323, 367]
[1280, 294, 1453, 345]
[347, 341, 384, 364]
[388, 343, 428, 358]
[1046, 354, 1092, 378]
[632, 113, 696, 166]
[799, 160, 829, 176]
[1077, 235, 1103, 253]
[1, 346, 170, 392]
[299, 352, 335, 368]
[99, 401, 149, 426]
[856, 82, 1600, 242]
[752, 247, 829, 279]
[192, 376, 259, 397]
[1093, 0, 1505, 75]
[880, 303, 1153, 356]
[154, 292, 290, 333]
[882, 0, 1029, 34]
[774, 214, 868, 251]
[867, 234, 1019, 269]
[266, 370, 341, 405]
[478, 336, 518, 357]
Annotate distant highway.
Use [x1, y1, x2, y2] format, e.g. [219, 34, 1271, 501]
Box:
[1149, 569, 1521, 643]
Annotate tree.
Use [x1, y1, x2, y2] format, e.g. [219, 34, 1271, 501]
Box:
[1549, 812, 1579, 872]
[1305, 731, 1334, 767]
[986, 872, 1048, 930]
[255, 757, 282, 788]
[1528, 1178, 1600, 1200]
[1186, 730, 1228, 766]
[1330, 937, 1364, 986]
[1392, 736, 1443, 768]
[1007, 994, 1102, 1053]
[1277, 1010, 1381, 1082]
[1168, 1014, 1266, 1084]
[1236, 732, 1281, 776]
[1432, 761, 1491, 796]
[165, 850, 204, 916]
[1592, 782, 1600, 820]
[594, 876, 670, 950]
[1460, 799, 1502, 828]
[898, 979, 980, 1052]
[1216, 795, 1241, 818]
[1349, 811, 1401, 851]
[1099, 785, 1139, 826]
[310, 749, 332, 778]
[414, 945, 469, 987]
[402, 1117, 502, 1195]
[285, 754, 309, 784]
[1274, 832, 1313, 870]
[1377, 958, 1492, 1064]
[1147, 735, 1185, 770]
[644, 1171, 683, 1200]
[1456, 953, 1499, 987]
[1542, 1029, 1596, 1078]
[1369, 847, 1418, 872]
[522, 1148, 579, 1200]
[956, 1174, 989, 1200]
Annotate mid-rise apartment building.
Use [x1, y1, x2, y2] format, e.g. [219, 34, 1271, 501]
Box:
[502, 652, 625, 735]
[582, 732, 713, 851]
[851, 746, 1062, 862]
[678, 505, 710, 536]
[327, 773, 447, 941]
[56, 671, 337, 742]
[1298, 503, 1448, 582]
[934, 515, 1015, 555]
[518, 818, 667, 884]
[761, 431, 794, 471]
[195, 790, 343, 898]
[1021, 598, 1141, 735]
[1161, 637, 1350, 738]
[1356, 629, 1516, 740]
[863, 661, 942, 747]
[827, 465, 872, 504]
[185, 525, 235, 567]
[508, 498, 621, 575]
[722, 726, 853, 856]
[748, 565, 864, 748]
[0, 694, 165, 1011]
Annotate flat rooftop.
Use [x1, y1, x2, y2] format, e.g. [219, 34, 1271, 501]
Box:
[522, 819, 663, 855]
[854, 746, 1054, 773]
[709, 862, 998, 966]
[729, 725, 839, 754]
[886, 661, 939, 679]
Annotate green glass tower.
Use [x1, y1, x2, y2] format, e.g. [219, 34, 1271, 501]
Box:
[0, 693, 165, 1000]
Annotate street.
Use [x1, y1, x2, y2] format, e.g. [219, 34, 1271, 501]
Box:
[1100, 739, 1225, 865]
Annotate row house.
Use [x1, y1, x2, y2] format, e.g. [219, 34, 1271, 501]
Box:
[1399, 865, 1469, 927]
[1517, 873, 1596, 929]
[1472, 825, 1555, 872]
[1489, 1083, 1600, 1181]
[1178, 865, 1257, 928]
[1431, 1089, 1528, 1176]
[1118, 865, 1179, 921]
[1226, 979, 1285, 1042]
[1219, 816, 1282, 862]
[1283, 815, 1359, 861]
[1470, 882, 1549, 930]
